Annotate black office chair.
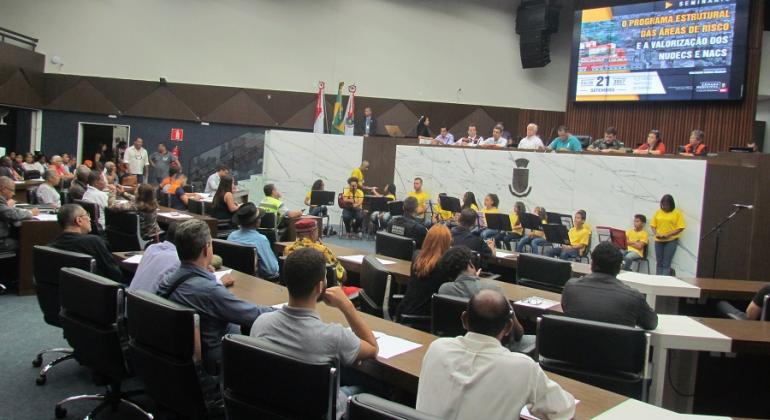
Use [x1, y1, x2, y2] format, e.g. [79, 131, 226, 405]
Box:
[221, 334, 339, 420]
[0, 250, 16, 293]
[347, 393, 441, 420]
[73, 199, 101, 235]
[32, 245, 95, 385]
[24, 170, 41, 180]
[105, 209, 149, 252]
[126, 290, 220, 420]
[631, 244, 651, 274]
[536, 314, 650, 400]
[212, 239, 257, 276]
[375, 231, 416, 261]
[183, 184, 193, 193]
[187, 198, 205, 215]
[358, 255, 394, 319]
[575, 135, 593, 149]
[715, 300, 749, 320]
[55, 268, 153, 419]
[204, 205, 237, 239]
[516, 253, 572, 293]
[575, 235, 592, 263]
[387, 200, 404, 217]
[258, 212, 279, 251]
[430, 294, 468, 337]
[26, 186, 38, 204]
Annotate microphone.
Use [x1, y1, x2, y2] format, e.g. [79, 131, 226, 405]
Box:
[733, 204, 753, 210]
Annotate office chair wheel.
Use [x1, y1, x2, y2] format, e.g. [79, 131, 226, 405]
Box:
[55, 405, 67, 419]
[32, 355, 43, 367]
[36, 375, 47, 385]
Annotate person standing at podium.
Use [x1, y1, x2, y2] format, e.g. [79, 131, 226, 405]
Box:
[650, 194, 685, 275]
[356, 106, 377, 137]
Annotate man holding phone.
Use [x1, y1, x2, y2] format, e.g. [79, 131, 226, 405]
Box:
[250, 247, 379, 417]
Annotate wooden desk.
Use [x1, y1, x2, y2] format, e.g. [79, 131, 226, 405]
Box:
[157, 206, 218, 236]
[681, 277, 763, 301]
[228, 272, 629, 418]
[13, 180, 44, 203]
[18, 219, 61, 295]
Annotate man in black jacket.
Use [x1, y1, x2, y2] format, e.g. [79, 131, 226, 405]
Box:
[451, 209, 493, 259]
[386, 196, 427, 249]
[356, 107, 377, 136]
[562, 242, 658, 330]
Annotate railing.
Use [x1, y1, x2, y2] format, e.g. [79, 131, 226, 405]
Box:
[0, 27, 38, 51]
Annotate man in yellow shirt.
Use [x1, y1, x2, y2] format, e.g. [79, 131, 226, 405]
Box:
[407, 177, 429, 217]
[341, 177, 365, 237]
[546, 210, 591, 260]
[350, 160, 369, 188]
[624, 214, 649, 271]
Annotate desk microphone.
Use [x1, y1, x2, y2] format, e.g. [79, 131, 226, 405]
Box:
[732, 204, 753, 210]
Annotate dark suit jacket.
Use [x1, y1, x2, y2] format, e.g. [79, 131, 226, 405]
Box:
[356, 116, 378, 136]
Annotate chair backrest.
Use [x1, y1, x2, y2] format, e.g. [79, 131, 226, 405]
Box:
[73, 199, 100, 234]
[221, 334, 338, 420]
[259, 212, 277, 229]
[58, 267, 128, 380]
[376, 231, 415, 261]
[183, 184, 193, 193]
[347, 393, 441, 420]
[516, 253, 572, 293]
[24, 170, 41, 180]
[105, 209, 145, 251]
[126, 290, 210, 420]
[33, 245, 95, 328]
[762, 294, 769, 322]
[27, 186, 38, 204]
[536, 314, 650, 399]
[430, 294, 469, 337]
[359, 255, 392, 318]
[188, 198, 205, 215]
[575, 135, 593, 149]
[212, 239, 257, 276]
[387, 200, 404, 217]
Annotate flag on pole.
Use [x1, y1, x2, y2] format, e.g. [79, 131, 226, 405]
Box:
[313, 81, 326, 134]
[331, 82, 345, 134]
[344, 84, 356, 136]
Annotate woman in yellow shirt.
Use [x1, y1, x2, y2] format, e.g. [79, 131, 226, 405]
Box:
[461, 191, 479, 212]
[650, 194, 685, 275]
[495, 201, 526, 250]
[480, 193, 500, 240]
[624, 214, 649, 271]
[304, 179, 327, 218]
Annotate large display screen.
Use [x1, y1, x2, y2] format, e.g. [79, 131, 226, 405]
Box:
[570, 0, 750, 102]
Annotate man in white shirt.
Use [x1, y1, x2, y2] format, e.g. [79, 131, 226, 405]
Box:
[204, 165, 230, 194]
[433, 127, 455, 145]
[123, 138, 149, 183]
[517, 123, 545, 150]
[82, 171, 110, 230]
[480, 125, 508, 148]
[417, 289, 575, 420]
[455, 124, 484, 147]
[36, 169, 62, 208]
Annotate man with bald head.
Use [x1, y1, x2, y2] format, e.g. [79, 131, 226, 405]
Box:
[67, 165, 91, 201]
[417, 289, 575, 420]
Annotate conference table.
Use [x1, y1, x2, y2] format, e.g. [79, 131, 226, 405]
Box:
[157, 206, 219, 236]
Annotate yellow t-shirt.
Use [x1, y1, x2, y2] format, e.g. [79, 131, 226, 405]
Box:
[434, 203, 453, 221]
[509, 213, 523, 235]
[470, 203, 479, 212]
[568, 224, 592, 255]
[482, 207, 498, 229]
[651, 208, 686, 242]
[408, 191, 430, 211]
[385, 193, 395, 201]
[350, 167, 364, 185]
[343, 187, 364, 205]
[626, 229, 649, 257]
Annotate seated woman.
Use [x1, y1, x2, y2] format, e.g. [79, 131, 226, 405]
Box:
[341, 176, 364, 237]
[495, 201, 526, 250]
[304, 179, 328, 218]
[432, 193, 455, 225]
[370, 183, 396, 231]
[633, 130, 666, 155]
[479, 193, 500, 240]
[680, 129, 707, 157]
[396, 224, 452, 321]
[516, 206, 548, 254]
[210, 174, 241, 220]
[110, 183, 162, 241]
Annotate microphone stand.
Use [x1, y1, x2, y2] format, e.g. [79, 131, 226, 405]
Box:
[700, 206, 746, 279]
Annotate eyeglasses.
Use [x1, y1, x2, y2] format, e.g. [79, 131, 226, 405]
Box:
[77, 212, 91, 220]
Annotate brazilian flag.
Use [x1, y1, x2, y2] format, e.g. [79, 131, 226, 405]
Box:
[331, 82, 345, 134]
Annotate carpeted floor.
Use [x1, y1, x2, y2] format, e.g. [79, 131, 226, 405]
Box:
[0, 235, 373, 420]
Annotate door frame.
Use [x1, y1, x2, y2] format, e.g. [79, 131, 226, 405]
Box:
[77, 122, 130, 164]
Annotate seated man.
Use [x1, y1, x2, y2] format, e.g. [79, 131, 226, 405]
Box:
[67, 165, 91, 201]
[258, 183, 302, 230]
[623, 214, 649, 271]
[227, 203, 279, 280]
[204, 165, 229, 194]
[48, 204, 123, 283]
[588, 127, 624, 152]
[341, 177, 364, 237]
[283, 218, 346, 285]
[36, 169, 62, 208]
[82, 170, 110, 230]
[0, 176, 39, 251]
[156, 219, 274, 373]
[545, 210, 591, 261]
[479, 125, 507, 149]
[517, 123, 544, 150]
[128, 222, 181, 294]
[406, 177, 429, 217]
[454, 124, 484, 147]
[417, 289, 575, 419]
[250, 247, 379, 418]
[438, 246, 501, 299]
[386, 196, 428, 249]
[562, 242, 658, 330]
[547, 125, 582, 152]
[451, 208, 493, 259]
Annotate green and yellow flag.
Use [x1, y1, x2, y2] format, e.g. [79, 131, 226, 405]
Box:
[331, 82, 345, 134]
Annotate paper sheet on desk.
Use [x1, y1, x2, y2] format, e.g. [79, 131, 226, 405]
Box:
[158, 212, 193, 220]
[520, 400, 580, 420]
[374, 332, 421, 359]
[338, 255, 396, 265]
[592, 398, 729, 419]
[214, 269, 232, 285]
[123, 254, 143, 265]
[515, 297, 560, 310]
[33, 214, 58, 222]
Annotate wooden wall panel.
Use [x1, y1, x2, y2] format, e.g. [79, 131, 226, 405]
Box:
[566, 0, 764, 152]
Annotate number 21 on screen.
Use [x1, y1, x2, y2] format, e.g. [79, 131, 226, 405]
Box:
[595, 76, 610, 87]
